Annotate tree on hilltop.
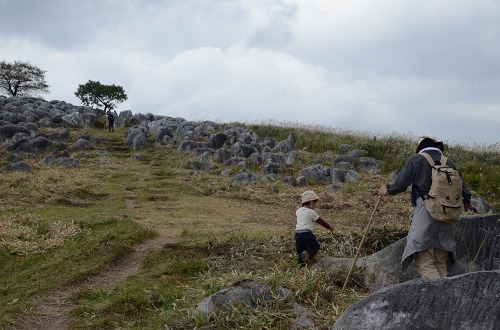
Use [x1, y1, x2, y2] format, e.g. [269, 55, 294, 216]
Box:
[75, 80, 128, 112]
[0, 60, 50, 97]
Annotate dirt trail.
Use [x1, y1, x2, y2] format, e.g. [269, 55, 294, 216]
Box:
[10, 193, 177, 330]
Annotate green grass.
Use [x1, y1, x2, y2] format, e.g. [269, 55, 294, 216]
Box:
[0, 122, 499, 329]
[0, 209, 154, 324]
[67, 234, 378, 329]
[70, 243, 210, 329]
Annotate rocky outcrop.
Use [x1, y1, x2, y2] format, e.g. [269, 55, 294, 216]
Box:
[332, 271, 500, 330]
[0, 96, 383, 188]
[316, 214, 500, 291]
[1, 97, 495, 206]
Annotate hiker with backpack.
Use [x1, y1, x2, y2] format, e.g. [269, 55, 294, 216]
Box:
[107, 110, 116, 132]
[378, 136, 477, 279]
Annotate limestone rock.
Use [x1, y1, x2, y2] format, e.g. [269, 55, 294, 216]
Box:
[332, 271, 500, 330]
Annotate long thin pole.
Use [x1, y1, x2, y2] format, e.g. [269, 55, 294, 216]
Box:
[341, 194, 383, 292]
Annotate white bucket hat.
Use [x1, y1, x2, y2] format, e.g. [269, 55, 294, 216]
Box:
[301, 190, 320, 203]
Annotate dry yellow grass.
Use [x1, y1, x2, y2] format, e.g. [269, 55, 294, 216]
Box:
[0, 142, 413, 256]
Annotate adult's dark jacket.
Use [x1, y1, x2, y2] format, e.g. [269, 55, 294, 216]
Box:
[386, 149, 473, 271]
[387, 149, 472, 206]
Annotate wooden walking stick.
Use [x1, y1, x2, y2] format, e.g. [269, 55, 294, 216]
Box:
[341, 194, 383, 292]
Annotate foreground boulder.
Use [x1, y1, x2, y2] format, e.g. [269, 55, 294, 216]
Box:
[332, 271, 500, 330]
[196, 279, 314, 329]
[316, 214, 500, 291]
[3, 161, 33, 172]
[196, 279, 291, 314]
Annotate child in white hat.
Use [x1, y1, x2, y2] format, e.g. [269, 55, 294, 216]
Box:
[295, 190, 334, 265]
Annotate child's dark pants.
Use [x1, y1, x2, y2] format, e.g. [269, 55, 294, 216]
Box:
[295, 231, 320, 264]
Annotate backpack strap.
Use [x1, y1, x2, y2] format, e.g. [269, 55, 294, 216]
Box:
[420, 152, 435, 166]
[420, 152, 447, 166]
[416, 153, 435, 201]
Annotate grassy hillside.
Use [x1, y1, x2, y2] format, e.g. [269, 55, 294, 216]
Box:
[0, 123, 498, 329]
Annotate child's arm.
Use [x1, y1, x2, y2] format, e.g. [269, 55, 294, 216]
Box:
[315, 217, 334, 232]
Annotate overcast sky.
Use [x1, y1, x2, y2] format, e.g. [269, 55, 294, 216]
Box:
[1, 0, 499, 146]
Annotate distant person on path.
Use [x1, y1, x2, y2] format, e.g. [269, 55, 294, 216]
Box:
[295, 190, 334, 266]
[378, 136, 477, 278]
[106, 110, 115, 132]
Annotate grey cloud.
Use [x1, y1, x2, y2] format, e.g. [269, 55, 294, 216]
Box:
[1, 0, 499, 145]
[0, 0, 113, 49]
[248, 2, 298, 49]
